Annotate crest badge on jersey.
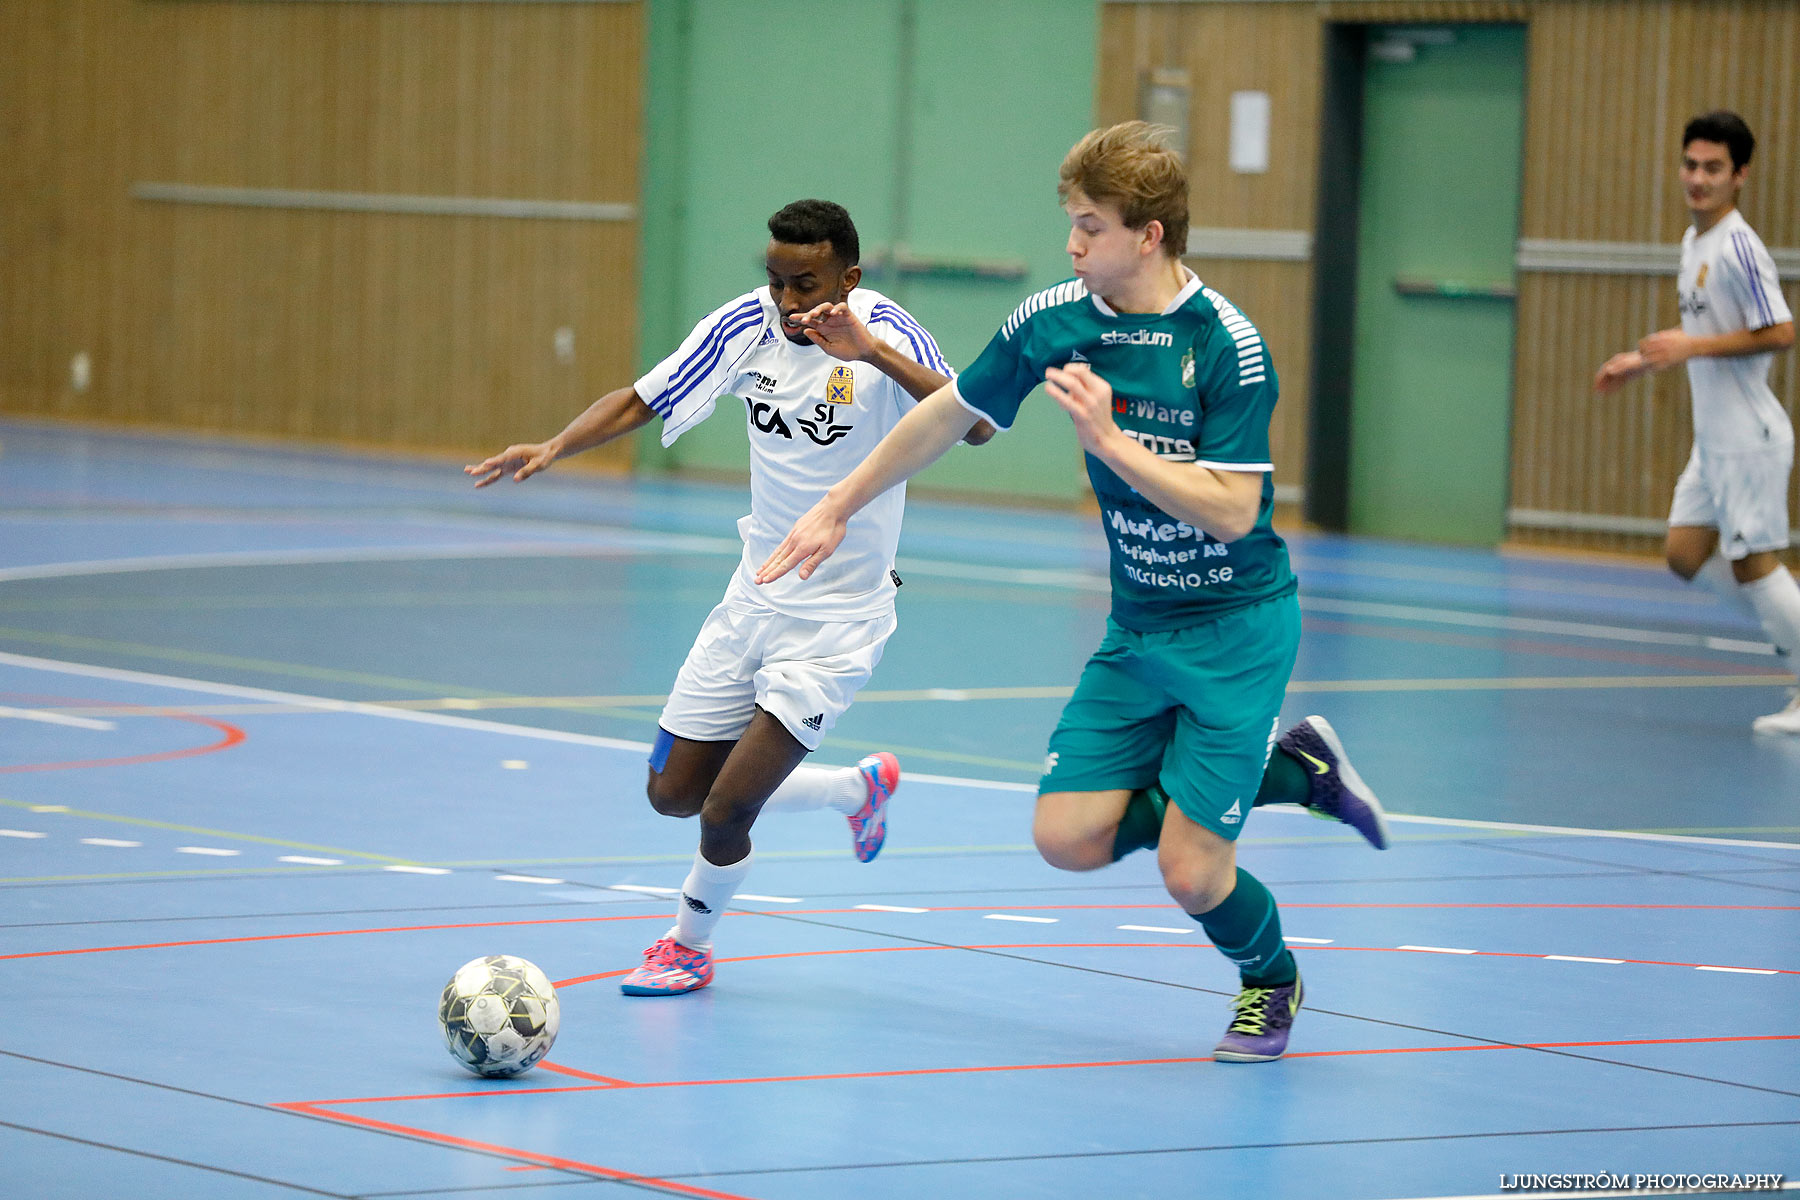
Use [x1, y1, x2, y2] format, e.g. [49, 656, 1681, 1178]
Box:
[1181, 347, 1196, 389]
[826, 365, 855, 406]
[1696, 263, 1709, 289]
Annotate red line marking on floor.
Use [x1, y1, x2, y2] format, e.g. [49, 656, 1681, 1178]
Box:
[274, 1101, 750, 1200]
[537, 1061, 635, 1086]
[0, 692, 246, 774]
[287, 1034, 1800, 1109]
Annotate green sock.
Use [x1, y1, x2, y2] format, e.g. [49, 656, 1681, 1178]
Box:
[1192, 867, 1297, 987]
[1109, 784, 1168, 861]
[1253, 746, 1311, 808]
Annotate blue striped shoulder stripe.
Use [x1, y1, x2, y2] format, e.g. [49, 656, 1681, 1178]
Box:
[999, 279, 1089, 341]
[1729, 230, 1777, 327]
[655, 297, 765, 415]
[868, 301, 949, 373]
[1200, 287, 1267, 387]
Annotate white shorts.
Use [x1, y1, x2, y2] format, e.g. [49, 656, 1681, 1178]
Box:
[1669, 442, 1794, 559]
[658, 578, 896, 751]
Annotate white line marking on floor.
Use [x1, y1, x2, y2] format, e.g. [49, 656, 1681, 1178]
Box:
[176, 846, 239, 857]
[1399, 944, 1477, 955]
[501, 760, 529, 770]
[496, 874, 564, 885]
[0, 705, 115, 730]
[1284, 937, 1335, 944]
[80, 838, 141, 848]
[608, 884, 679, 895]
[1117, 924, 1191, 934]
[28, 805, 68, 813]
[985, 914, 1057, 924]
[384, 865, 450, 875]
[1544, 955, 1623, 964]
[278, 856, 343, 865]
[854, 904, 929, 913]
[1696, 965, 1779, 975]
[0, 829, 47, 839]
[732, 894, 800, 903]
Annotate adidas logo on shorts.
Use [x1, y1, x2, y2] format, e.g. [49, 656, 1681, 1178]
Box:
[801, 713, 824, 731]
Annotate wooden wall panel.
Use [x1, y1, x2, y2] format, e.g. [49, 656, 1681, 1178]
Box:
[1098, 3, 1322, 509]
[1099, 1, 1797, 557]
[1, 0, 643, 466]
[1513, 0, 1799, 559]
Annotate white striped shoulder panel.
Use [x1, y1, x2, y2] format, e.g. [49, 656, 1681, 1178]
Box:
[999, 279, 1089, 341]
[1200, 286, 1267, 386]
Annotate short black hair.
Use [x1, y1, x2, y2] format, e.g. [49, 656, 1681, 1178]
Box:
[1683, 110, 1755, 170]
[767, 199, 860, 267]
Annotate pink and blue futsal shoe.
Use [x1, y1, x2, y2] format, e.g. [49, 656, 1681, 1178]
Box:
[619, 935, 713, 996]
[847, 752, 899, 863]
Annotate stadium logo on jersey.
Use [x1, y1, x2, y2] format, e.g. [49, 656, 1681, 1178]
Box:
[826, 365, 855, 405]
[746, 398, 794, 439]
[1100, 329, 1175, 348]
[798, 402, 854, 446]
[1181, 347, 1196, 388]
[1696, 263, 1709, 289]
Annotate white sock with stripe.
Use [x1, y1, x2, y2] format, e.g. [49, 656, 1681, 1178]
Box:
[758, 765, 866, 816]
[671, 849, 753, 951]
[1741, 564, 1800, 673]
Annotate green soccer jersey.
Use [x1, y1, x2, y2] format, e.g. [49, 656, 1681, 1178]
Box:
[954, 273, 1297, 632]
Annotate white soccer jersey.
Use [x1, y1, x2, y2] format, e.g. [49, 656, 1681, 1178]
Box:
[1678, 209, 1794, 451]
[634, 286, 951, 621]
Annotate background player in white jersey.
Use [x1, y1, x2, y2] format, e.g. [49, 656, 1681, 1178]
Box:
[1595, 111, 1799, 734]
[467, 199, 989, 994]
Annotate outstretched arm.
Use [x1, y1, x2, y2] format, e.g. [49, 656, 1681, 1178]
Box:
[1598, 321, 1795, 393]
[755, 383, 979, 582]
[464, 386, 656, 487]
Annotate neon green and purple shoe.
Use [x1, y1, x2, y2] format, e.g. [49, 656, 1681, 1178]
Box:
[847, 752, 898, 863]
[619, 934, 713, 996]
[1213, 972, 1304, 1063]
[1280, 716, 1390, 850]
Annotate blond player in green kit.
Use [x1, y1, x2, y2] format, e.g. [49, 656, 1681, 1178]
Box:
[762, 123, 1390, 1062]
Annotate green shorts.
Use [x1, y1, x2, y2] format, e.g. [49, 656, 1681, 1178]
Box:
[1038, 592, 1301, 840]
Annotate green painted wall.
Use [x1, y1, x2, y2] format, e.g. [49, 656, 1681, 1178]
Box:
[1348, 24, 1526, 544]
[636, 0, 1098, 502]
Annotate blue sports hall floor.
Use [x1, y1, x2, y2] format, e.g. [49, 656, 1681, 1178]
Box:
[1, 416, 1796, 1199]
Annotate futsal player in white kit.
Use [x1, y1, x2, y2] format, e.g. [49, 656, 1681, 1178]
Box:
[1596, 111, 1800, 734]
[467, 200, 989, 992]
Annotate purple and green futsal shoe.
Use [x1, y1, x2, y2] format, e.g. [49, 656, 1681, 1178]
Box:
[1279, 716, 1390, 850]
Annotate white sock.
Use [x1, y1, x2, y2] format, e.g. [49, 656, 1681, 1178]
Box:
[758, 764, 866, 816]
[1694, 554, 1757, 618]
[671, 849, 753, 951]
[1741, 564, 1800, 670]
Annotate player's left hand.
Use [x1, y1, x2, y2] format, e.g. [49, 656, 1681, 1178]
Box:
[1044, 362, 1125, 458]
[790, 302, 878, 362]
[1637, 329, 1695, 370]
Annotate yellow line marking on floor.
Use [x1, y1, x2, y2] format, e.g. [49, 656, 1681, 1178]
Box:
[0, 797, 414, 863]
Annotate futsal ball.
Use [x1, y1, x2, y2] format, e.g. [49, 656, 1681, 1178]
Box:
[438, 955, 560, 1077]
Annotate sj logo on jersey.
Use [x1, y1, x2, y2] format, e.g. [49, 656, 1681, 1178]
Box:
[826, 365, 855, 405]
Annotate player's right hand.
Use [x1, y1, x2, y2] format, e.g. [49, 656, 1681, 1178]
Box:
[1593, 351, 1647, 395]
[755, 496, 848, 584]
[465, 442, 557, 487]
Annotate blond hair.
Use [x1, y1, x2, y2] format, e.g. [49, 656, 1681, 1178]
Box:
[1057, 121, 1189, 258]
